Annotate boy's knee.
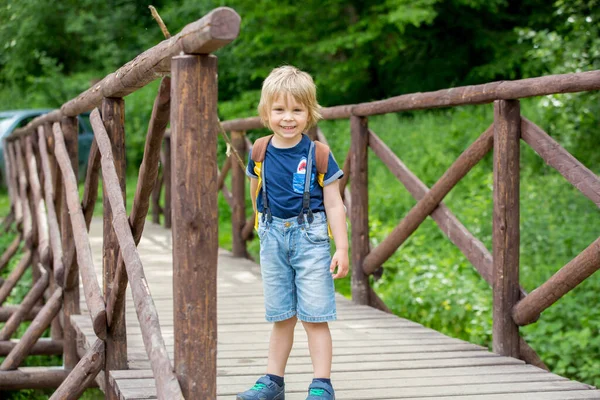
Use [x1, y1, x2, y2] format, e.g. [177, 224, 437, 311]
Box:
[274, 316, 298, 328]
[301, 320, 329, 331]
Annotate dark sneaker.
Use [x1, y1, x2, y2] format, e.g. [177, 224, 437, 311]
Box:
[306, 381, 335, 400]
[236, 375, 285, 400]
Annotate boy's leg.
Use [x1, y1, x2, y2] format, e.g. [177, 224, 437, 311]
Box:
[301, 321, 332, 378]
[267, 316, 298, 376]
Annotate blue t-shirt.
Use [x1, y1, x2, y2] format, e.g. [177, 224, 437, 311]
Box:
[246, 134, 343, 219]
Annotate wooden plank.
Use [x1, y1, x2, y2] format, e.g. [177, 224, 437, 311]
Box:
[76, 217, 600, 400]
[414, 392, 600, 400]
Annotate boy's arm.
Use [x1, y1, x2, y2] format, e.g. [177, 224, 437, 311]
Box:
[323, 180, 349, 279]
[249, 177, 258, 215]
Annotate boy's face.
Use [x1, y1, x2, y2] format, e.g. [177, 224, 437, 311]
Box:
[268, 92, 308, 147]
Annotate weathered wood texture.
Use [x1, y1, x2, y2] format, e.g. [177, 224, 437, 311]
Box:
[101, 97, 129, 398]
[90, 108, 183, 399]
[6, 143, 23, 225]
[24, 136, 50, 265]
[520, 118, 600, 208]
[0, 251, 32, 305]
[0, 367, 69, 390]
[2, 139, 15, 211]
[0, 339, 63, 356]
[53, 121, 107, 340]
[82, 137, 101, 230]
[37, 127, 65, 286]
[231, 131, 248, 258]
[163, 135, 172, 229]
[513, 236, 600, 326]
[58, 116, 81, 369]
[50, 338, 104, 400]
[0, 234, 21, 273]
[0, 288, 63, 370]
[363, 125, 494, 275]
[0, 265, 48, 340]
[492, 100, 521, 358]
[0, 306, 41, 322]
[14, 141, 33, 246]
[106, 77, 170, 332]
[60, 8, 240, 117]
[171, 54, 218, 399]
[350, 116, 370, 305]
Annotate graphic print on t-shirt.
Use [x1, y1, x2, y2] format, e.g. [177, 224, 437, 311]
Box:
[293, 157, 315, 193]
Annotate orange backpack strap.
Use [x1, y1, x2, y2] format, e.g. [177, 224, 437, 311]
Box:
[251, 135, 274, 163]
[314, 141, 330, 174]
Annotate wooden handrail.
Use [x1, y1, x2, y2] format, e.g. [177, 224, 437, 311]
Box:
[50, 338, 104, 400]
[513, 236, 600, 326]
[0, 251, 32, 305]
[0, 234, 21, 274]
[90, 108, 183, 399]
[6, 7, 241, 138]
[6, 143, 22, 226]
[106, 77, 171, 327]
[81, 138, 101, 231]
[220, 70, 600, 131]
[52, 123, 107, 340]
[0, 288, 63, 370]
[521, 118, 600, 208]
[37, 127, 65, 287]
[362, 125, 494, 275]
[0, 265, 49, 340]
[24, 136, 50, 266]
[13, 141, 33, 246]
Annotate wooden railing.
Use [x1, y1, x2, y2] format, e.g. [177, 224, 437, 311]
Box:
[0, 7, 240, 399]
[153, 70, 600, 369]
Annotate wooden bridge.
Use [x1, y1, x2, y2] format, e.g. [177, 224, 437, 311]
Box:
[70, 217, 597, 400]
[0, 6, 599, 399]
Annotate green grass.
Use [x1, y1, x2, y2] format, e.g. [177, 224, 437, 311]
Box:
[0, 98, 598, 397]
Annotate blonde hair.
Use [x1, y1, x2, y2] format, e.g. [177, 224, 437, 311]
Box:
[258, 66, 322, 130]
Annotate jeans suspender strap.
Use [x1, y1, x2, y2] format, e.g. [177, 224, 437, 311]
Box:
[261, 158, 272, 223]
[297, 142, 315, 224]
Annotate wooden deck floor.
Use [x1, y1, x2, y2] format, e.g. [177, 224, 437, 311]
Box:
[71, 218, 600, 399]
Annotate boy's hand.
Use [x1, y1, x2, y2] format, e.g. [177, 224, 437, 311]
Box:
[330, 249, 349, 279]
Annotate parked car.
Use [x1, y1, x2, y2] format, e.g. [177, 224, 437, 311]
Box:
[0, 109, 94, 188]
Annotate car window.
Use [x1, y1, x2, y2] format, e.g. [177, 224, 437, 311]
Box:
[0, 117, 14, 136]
[16, 116, 36, 129]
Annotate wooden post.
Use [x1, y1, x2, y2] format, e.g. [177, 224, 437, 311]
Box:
[101, 97, 128, 398]
[60, 116, 80, 369]
[171, 54, 218, 399]
[350, 115, 370, 305]
[493, 100, 520, 358]
[163, 135, 172, 229]
[231, 130, 247, 257]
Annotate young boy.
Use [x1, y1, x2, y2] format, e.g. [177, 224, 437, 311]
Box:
[237, 66, 349, 400]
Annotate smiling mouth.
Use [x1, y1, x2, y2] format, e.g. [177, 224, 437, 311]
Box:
[281, 126, 296, 131]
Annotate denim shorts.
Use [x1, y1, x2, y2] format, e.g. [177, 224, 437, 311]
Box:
[257, 211, 337, 323]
